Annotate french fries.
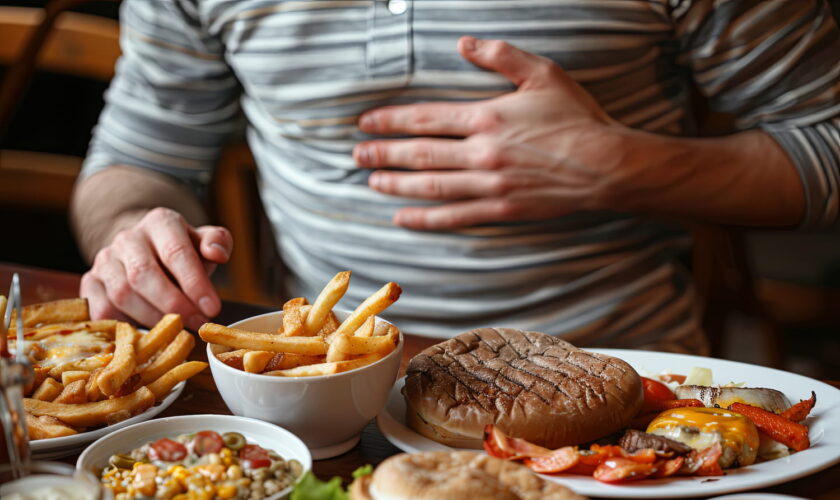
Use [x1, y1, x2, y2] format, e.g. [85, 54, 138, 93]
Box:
[265, 353, 385, 377]
[243, 351, 276, 373]
[333, 281, 401, 337]
[139, 330, 194, 384]
[9, 298, 90, 329]
[26, 414, 78, 439]
[330, 334, 396, 356]
[147, 361, 208, 400]
[32, 378, 63, 402]
[354, 316, 375, 338]
[98, 322, 138, 396]
[305, 271, 350, 335]
[136, 313, 182, 364]
[208, 272, 401, 378]
[199, 324, 328, 355]
[281, 298, 309, 336]
[53, 379, 87, 404]
[264, 353, 325, 371]
[61, 370, 91, 386]
[25, 386, 155, 427]
[10, 298, 206, 440]
[216, 349, 247, 370]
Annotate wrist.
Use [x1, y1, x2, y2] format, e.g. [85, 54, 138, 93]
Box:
[581, 124, 677, 213]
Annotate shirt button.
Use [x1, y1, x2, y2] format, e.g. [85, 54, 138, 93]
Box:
[387, 0, 407, 15]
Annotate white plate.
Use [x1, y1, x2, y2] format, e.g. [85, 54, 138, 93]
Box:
[77, 414, 312, 500]
[30, 381, 185, 460]
[376, 349, 840, 498]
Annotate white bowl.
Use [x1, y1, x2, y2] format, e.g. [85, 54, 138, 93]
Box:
[207, 310, 404, 459]
[77, 414, 311, 500]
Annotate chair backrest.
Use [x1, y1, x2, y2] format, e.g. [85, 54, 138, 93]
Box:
[1, 4, 119, 213]
[0, 2, 120, 139]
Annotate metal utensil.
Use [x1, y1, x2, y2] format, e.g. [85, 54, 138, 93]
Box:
[0, 273, 33, 480]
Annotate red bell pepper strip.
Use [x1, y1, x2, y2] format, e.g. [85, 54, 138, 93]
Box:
[651, 456, 684, 478]
[780, 391, 816, 423]
[483, 425, 550, 460]
[523, 446, 579, 473]
[593, 457, 657, 483]
[681, 442, 723, 476]
[730, 402, 810, 451]
[644, 398, 704, 413]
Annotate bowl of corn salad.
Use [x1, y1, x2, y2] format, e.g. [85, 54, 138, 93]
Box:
[77, 415, 311, 500]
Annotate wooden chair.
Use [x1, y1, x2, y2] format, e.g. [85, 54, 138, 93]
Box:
[0, 1, 272, 305]
[0, 2, 120, 210]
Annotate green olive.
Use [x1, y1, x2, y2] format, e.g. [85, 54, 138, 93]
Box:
[109, 453, 137, 469]
[222, 432, 246, 451]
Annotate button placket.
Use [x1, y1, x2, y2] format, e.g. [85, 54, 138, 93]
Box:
[367, 0, 412, 80]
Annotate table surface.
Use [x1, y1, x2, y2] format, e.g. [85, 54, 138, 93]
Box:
[2, 261, 838, 500]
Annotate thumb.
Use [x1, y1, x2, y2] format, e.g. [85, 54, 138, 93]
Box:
[194, 225, 233, 264]
[458, 36, 572, 90]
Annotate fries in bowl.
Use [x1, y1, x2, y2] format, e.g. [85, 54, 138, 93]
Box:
[199, 271, 402, 377]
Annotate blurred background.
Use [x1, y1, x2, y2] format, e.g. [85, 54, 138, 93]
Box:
[1, 0, 838, 379]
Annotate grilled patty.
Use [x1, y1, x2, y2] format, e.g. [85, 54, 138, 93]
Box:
[403, 328, 644, 449]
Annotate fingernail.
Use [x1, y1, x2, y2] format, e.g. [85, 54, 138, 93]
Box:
[356, 146, 372, 165]
[209, 242, 229, 260]
[359, 114, 376, 130]
[369, 173, 381, 189]
[462, 36, 476, 52]
[199, 296, 216, 316]
[188, 314, 209, 331]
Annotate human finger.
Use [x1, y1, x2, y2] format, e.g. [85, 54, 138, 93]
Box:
[369, 170, 530, 200]
[458, 36, 572, 90]
[141, 209, 220, 318]
[392, 200, 513, 230]
[358, 101, 482, 136]
[194, 225, 233, 264]
[80, 272, 132, 323]
[354, 138, 470, 169]
[88, 249, 163, 327]
[110, 229, 207, 326]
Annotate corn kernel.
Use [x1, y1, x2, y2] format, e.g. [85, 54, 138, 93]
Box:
[220, 448, 233, 458]
[226, 465, 242, 480]
[172, 495, 188, 500]
[216, 484, 237, 499]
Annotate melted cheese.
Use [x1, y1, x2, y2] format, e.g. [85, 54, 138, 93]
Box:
[647, 407, 760, 466]
[34, 330, 113, 368]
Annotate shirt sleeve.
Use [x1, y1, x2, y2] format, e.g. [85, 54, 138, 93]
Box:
[671, 0, 840, 228]
[81, 0, 242, 195]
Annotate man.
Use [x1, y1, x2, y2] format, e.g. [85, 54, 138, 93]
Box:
[71, 0, 840, 354]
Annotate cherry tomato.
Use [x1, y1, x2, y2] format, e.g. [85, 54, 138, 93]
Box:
[191, 430, 224, 456]
[148, 438, 187, 462]
[640, 377, 676, 412]
[239, 444, 271, 469]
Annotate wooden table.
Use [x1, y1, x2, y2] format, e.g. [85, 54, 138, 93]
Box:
[2, 261, 838, 499]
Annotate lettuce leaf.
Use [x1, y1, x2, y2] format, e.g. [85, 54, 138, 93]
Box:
[290, 472, 348, 500]
[352, 464, 373, 479]
[290, 466, 373, 500]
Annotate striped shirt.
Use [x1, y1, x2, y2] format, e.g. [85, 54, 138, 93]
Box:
[82, 0, 840, 354]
